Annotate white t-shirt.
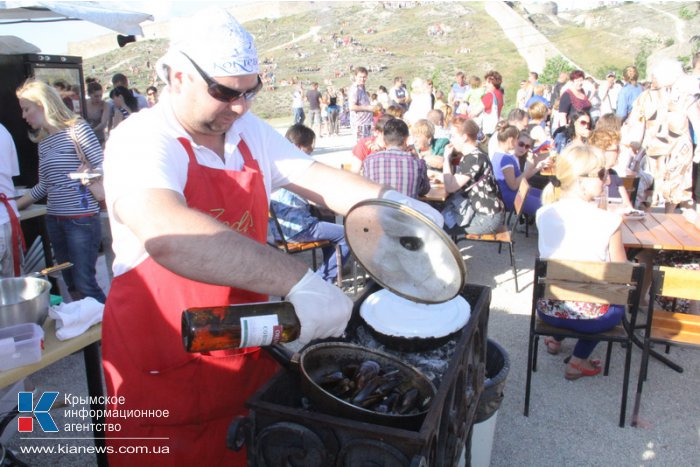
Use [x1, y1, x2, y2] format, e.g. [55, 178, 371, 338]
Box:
[0, 124, 20, 225]
[487, 133, 499, 159]
[104, 91, 313, 276]
[536, 198, 621, 262]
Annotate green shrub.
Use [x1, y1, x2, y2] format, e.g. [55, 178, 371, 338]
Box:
[540, 56, 575, 85]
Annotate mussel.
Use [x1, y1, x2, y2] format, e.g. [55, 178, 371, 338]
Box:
[312, 359, 428, 416]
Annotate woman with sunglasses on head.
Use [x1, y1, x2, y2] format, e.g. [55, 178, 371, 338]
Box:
[553, 109, 591, 153]
[536, 143, 627, 379]
[491, 122, 551, 217]
[15, 79, 106, 303]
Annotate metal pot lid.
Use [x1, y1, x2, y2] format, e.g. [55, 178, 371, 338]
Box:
[360, 289, 471, 339]
[344, 199, 466, 304]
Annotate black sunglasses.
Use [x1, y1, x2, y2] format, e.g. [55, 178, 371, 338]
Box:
[577, 120, 591, 129]
[518, 141, 532, 150]
[582, 168, 607, 181]
[181, 52, 262, 103]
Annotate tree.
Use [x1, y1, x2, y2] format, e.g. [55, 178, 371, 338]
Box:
[540, 56, 575, 85]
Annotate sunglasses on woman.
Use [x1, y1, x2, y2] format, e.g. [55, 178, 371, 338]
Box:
[577, 120, 591, 129]
[181, 52, 262, 103]
[517, 141, 532, 150]
[582, 167, 607, 181]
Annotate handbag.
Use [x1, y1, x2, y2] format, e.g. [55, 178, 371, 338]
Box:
[442, 165, 492, 228]
[69, 126, 106, 205]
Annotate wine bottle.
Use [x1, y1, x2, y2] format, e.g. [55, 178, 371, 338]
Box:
[182, 301, 300, 352]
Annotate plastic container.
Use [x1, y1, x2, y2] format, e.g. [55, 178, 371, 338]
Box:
[471, 339, 510, 467]
[0, 323, 44, 371]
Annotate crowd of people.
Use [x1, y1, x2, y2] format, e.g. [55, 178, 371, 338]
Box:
[1, 5, 699, 463]
[283, 55, 698, 380]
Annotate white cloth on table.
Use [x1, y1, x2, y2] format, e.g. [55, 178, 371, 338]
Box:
[48, 297, 104, 341]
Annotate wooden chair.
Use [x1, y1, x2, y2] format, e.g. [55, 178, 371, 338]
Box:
[620, 176, 640, 206]
[451, 178, 530, 292]
[506, 177, 532, 237]
[631, 266, 700, 426]
[268, 207, 342, 286]
[524, 258, 645, 427]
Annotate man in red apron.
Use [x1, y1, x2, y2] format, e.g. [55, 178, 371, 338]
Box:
[0, 123, 23, 277]
[102, 9, 443, 466]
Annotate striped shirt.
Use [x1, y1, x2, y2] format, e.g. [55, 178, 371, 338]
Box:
[361, 147, 430, 199]
[31, 121, 103, 216]
[348, 83, 373, 127]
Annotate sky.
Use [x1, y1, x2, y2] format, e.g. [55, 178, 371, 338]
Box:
[0, 1, 233, 54]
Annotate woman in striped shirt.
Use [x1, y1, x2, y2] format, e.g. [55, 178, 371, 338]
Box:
[16, 79, 106, 303]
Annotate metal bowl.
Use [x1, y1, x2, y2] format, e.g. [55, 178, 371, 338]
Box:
[0, 277, 51, 328]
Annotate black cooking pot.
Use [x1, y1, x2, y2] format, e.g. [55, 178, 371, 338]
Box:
[266, 342, 436, 430]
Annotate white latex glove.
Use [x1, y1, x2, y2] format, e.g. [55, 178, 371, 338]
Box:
[287, 269, 352, 345]
[382, 189, 444, 228]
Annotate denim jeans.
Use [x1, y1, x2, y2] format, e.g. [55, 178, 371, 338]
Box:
[293, 108, 305, 125]
[46, 214, 106, 303]
[290, 221, 350, 283]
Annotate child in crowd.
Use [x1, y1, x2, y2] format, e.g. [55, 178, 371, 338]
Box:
[268, 124, 350, 283]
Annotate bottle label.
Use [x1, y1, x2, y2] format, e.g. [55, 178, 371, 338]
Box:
[239, 314, 280, 348]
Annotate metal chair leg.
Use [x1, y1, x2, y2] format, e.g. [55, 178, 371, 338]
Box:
[335, 245, 342, 288]
[524, 333, 536, 417]
[532, 336, 539, 372]
[604, 342, 613, 376]
[509, 242, 518, 292]
[619, 335, 634, 427]
[631, 336, 653, 427]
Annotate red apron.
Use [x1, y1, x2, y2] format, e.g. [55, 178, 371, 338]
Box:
[102, 137, 279, 466]
[0, 193, 25, 276]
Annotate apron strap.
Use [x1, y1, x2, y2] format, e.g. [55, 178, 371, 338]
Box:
[177, 137, 197, 164]
[177, 136, 256, 166]
[0, 193, 26, 276]
[237, 138, 255, 165]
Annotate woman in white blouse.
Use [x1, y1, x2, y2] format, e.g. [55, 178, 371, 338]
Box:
[536, 143, 627, 379]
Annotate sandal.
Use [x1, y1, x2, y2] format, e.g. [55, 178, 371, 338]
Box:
[565, 361, 602, 380]
[544, 337, 561, 355]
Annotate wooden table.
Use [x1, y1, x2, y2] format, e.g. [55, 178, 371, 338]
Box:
[620, 211, 700, 374]
[420, 183, 448, 203]
[539, 167, 554, 177]
[0, 319, 106, 467]
[621, 212, 700, 252]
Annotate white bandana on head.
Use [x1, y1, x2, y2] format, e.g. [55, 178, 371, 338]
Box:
[156, 8, 258, 83]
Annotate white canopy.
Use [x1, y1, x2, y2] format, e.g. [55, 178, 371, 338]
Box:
[0, 1, 153, 36]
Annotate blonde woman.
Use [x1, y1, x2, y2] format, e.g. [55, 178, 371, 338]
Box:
[15, 79, 106, 303]
[536, 144, 627, 379]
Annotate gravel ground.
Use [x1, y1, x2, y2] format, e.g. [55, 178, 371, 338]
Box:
[3, 125, 699, 466]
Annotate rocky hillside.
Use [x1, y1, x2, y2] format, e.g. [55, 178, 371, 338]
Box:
[83, 1, 700, 119]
